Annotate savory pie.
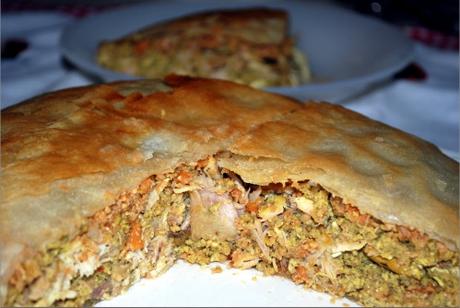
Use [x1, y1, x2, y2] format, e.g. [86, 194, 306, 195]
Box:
[97, 8, 311, 88]
[1, 76, 458, 307]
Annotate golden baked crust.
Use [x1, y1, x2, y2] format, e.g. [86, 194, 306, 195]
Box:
[96, 8, 311, 87]
[1, 76, 458, 304]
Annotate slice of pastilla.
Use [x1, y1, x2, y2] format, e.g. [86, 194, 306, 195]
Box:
[97, 7, 311, 88]
[0, 75, 458, 307]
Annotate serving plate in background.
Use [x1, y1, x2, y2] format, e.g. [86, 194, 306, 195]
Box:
[60, 0, 414, 102]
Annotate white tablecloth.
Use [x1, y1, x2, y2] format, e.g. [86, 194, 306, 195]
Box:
[2, 12, 459, 156]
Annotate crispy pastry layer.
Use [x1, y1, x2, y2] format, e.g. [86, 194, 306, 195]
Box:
[1, 76, 459, 305]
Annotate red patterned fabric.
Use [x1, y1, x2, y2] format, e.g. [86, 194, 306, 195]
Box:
[405, 26, 459, 50]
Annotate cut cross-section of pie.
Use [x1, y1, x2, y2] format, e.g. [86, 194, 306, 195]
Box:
[97, 8, 311, 88]
[1, 76, 458, 307]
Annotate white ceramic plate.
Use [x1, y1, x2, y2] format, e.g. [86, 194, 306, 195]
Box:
[96, 261, 357, 307]
[441, 148, 460, 162]
[60, 0, 414, 102]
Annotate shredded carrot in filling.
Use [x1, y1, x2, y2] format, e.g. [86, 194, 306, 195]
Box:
[134, 40, 150, 55]
[127, 220, 144, 251]
[176, 170, 193, 185]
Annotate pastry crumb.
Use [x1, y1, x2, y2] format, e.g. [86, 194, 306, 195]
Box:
[330, 296, 338, 304]
[211, 266, 223, 274]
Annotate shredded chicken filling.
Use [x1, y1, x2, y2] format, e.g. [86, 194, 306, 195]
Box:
[97, 15, 311, 88]
[6, 156, 459, 307]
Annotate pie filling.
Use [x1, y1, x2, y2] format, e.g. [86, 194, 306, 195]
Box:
[96, 12, 311, 89]
[6, 155, 459, 307]
[97, 41, 311, 88]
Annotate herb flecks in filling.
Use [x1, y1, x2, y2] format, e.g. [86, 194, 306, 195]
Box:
[6, 156, 459, 307]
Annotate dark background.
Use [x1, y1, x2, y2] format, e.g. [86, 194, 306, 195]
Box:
[2, 0, 459, 37]
[338, 0, 459, 36]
